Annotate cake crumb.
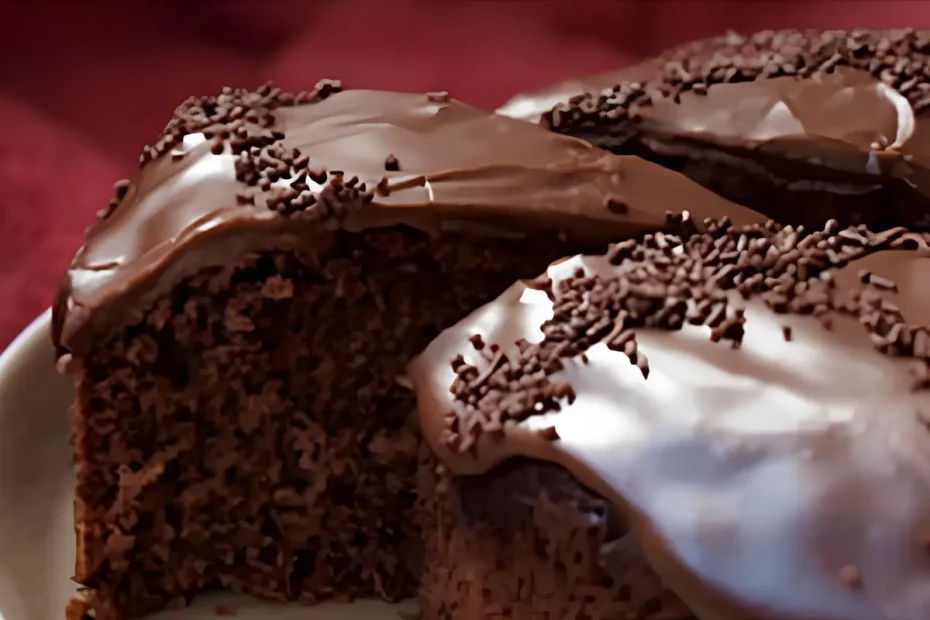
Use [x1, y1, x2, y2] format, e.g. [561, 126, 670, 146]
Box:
[261, 275, 294, 300]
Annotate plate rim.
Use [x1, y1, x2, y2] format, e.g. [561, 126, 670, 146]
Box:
[0, 308, 52, 373]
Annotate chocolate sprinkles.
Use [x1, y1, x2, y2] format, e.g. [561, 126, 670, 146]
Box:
[443, 216, 930, 454]
[543, 28, 930, 134]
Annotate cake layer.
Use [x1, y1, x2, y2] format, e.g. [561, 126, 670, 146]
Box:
[411, 219, 930, 619]
[501, 29, 930, 231]
[53, 81, 761, 362]
[418, 455, 696, 620]
[69, 229, 567, 619]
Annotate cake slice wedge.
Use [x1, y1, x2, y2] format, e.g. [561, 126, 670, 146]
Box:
[507, 29, 930, 232]
[54, 81, 762, 619]
[410, 217, 930, 620]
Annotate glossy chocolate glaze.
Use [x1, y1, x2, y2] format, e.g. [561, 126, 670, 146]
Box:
[498, 31, 930, 231]
[410, 249, 930, 620]
[497, 59, 656, 124]
[53, 89, 764, 360]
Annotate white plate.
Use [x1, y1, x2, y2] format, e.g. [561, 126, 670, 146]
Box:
[0, 311, 413, 620]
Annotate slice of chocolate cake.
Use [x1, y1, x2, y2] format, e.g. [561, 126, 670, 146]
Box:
[53, 80, 762, 619]
[410, 217, 930, 619]
[503, 29, 930, 232]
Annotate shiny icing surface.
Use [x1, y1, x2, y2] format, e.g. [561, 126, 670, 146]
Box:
[633, 68, 930, 191]
[55, 89, 762, 358]
[646, 69, 913, 151]
[496, 61, 653, 123]
[409, 249, 930, 620]
[500, 64, 929, 168]
[499, 34, 930, 227]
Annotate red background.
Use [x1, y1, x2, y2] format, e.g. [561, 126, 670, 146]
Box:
[1, 0, 927, 350]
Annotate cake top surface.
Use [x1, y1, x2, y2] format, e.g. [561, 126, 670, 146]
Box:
[409, 216, 930, 620]
[501, 29, 930, 203]
[54, 81, 763, 359]
[501, 28, 930, 122]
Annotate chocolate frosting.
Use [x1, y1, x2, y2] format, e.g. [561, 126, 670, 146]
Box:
[635, 69, 930, 190]
[409, 248, 930, 619]
[504, 66, 930, 179]
[54, 88, 764, 359]
[499, 31, 930, 229]
[497, 60, 656, 123]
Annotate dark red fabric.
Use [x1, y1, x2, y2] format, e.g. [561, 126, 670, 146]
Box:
[0, 0, 924, 349]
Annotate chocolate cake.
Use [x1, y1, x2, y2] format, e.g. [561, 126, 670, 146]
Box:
[501, 29, 930, 231]
[411, 218, 930, 620]
[52, 81, 760, 619]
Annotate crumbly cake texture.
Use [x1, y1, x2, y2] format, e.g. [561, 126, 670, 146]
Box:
[69, 230, 558, 619]
[416, 455, 695, 620]
[541, 28, 930, 231]
[58, 80, 769, 619]
[410, 215, 930, 619]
